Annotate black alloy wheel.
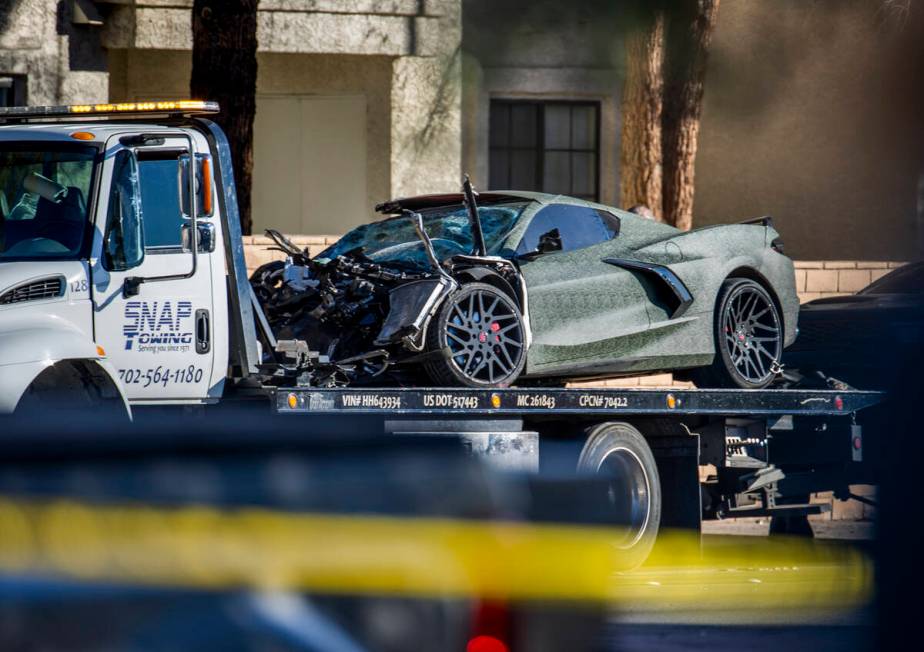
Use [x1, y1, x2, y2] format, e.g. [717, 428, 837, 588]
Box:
[424, 283, 526, 387]
[695, 278, 783, 389]
[722, 280, 783, 386]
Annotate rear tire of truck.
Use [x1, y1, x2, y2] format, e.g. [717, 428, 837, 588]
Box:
[424, 282, 526, 388]
[577, 421, 661, 570]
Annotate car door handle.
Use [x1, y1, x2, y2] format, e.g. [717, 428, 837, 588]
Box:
[195, 308, 210, 354]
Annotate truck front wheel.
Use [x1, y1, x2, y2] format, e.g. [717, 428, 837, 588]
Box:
[15, 361, 129, 420]
[578, 421, 661, 569]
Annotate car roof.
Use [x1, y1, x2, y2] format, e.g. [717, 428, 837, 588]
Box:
[374, 191, 547, 214]
[372, 190, 620, 215]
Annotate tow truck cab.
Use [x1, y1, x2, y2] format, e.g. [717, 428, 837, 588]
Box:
[0, 102, 259, 415]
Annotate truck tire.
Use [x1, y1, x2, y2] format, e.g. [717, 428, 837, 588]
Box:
[14, 361, 129, 420]
[577, 421, 661, 570]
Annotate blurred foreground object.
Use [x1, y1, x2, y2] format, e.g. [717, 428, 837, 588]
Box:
[0, 417, 873, 651]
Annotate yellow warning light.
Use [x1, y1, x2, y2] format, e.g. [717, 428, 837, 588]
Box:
[666, 393, 677, 409]
[95, 345, 106, 357]
[491, 393, 502, 409]
[70, 131, 95, 140]
[68, 100, 217, 115]
[287, 393, 299, 409]
[0, 100, 220, 121]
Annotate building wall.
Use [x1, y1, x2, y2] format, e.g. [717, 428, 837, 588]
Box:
[103, 1, 463, 236]
[0, 0, 108, 105]
[696, 0, 922, 261]
[461, 0, 624, 205]
[110, 50, 394, 233]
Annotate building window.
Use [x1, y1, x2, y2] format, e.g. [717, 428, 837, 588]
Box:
[489, 100, 599, 201]
[0, 75, 27, 107]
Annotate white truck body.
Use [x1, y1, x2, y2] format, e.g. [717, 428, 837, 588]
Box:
[0, 106, 248, 415]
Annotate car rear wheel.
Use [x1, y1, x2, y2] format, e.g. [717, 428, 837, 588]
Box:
[694, 278, 783, 389]
[424, 283, 526, 388]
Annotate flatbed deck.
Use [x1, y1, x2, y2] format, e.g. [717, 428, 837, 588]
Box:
[274, 387, 884, 417]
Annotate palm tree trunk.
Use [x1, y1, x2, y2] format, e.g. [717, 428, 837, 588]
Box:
[190, 0, 258, 235]
[661, 0, 720, 231]
[619, 11, 666, 219]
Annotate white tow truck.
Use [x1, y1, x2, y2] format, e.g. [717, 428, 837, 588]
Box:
[0, 101, 883, 565]
[0, 101, 247, 415]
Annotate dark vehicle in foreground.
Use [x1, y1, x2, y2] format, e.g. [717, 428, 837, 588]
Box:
[0, 416, 608, 652]
[254, 184, 799, 390]
[784, 261, 924, 389]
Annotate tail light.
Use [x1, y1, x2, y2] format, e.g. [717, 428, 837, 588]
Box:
[771, 237, 785, 254]
[468, 600, 513, 652]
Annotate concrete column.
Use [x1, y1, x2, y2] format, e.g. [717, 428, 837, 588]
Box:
[389, 50, 462, 198]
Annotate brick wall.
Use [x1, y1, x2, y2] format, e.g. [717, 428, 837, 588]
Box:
[796, 260, 903, 302]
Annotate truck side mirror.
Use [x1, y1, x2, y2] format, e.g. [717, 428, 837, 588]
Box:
[178, 153, 214, 219]
[103, 150, 145, 272]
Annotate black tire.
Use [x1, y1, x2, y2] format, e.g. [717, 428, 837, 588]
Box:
[577, 421, 661, 570]
[692, 278, 783, 389]
[423, 282, 526, 388]
[15, 362, 129, 420]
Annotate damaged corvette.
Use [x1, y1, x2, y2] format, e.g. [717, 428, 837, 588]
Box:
[252, 180, 799, 389]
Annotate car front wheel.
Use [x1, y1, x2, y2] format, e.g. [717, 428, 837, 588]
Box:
[424, 282, 526, 388]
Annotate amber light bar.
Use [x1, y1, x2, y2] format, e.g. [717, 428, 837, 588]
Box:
[0, 100, 220, 120]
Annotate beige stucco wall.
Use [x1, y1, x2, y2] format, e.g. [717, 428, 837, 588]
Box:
[109, 49, 457, 231]
[461, 0, 623, 205]
[109, 50, 394, 216]
[696, 0, 922, 261]
[105, 0, 462, 236]
[0, 0, 108, 104]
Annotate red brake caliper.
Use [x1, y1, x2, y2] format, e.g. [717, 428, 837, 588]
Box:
[490, 322, 501, 342]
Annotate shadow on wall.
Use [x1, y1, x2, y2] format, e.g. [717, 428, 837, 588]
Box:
[0, 0, 24, 32]
[695, 0, 924, 261]
[55, 0, 108, 72]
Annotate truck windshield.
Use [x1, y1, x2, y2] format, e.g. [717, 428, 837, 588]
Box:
[317, 201, 531, 270]
[0, 145, 97, 260]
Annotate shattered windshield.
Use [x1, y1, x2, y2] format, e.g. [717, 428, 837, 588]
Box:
[0, 144, 97, 260]
[317, 202, 531, 269]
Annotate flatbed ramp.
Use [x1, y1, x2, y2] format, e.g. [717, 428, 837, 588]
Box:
[275, 387, 883, 417]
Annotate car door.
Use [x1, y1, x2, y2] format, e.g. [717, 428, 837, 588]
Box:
[516, 204, 653, 375]
[91, 135, 215, 404]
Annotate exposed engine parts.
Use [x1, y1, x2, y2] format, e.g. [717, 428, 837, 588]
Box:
[252, 219, 526, 388]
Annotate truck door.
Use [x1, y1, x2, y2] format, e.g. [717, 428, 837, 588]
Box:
[91, 135, 216, 404]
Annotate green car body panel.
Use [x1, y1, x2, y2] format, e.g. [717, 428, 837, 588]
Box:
[486, 192, 798, 380]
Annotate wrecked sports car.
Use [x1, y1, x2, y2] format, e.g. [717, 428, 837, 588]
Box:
[253, 182, 799, 389]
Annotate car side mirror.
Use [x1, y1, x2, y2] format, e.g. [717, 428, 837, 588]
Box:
[538, 228, 562, 253]
[520, 228, 563, 260]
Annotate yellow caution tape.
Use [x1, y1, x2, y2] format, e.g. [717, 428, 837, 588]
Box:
[0, 497, 872, 607]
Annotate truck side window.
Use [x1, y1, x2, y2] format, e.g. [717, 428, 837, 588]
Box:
[103, 150, 144, 271]
[137, 150, 186, 250]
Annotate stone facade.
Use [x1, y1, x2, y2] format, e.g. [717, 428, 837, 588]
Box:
[0, 0, 108, 105]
